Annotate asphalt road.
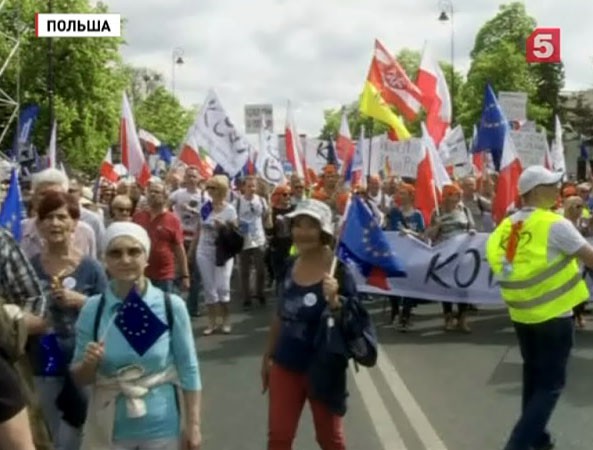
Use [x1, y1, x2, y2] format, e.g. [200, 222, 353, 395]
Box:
[193, 299, 593, 450]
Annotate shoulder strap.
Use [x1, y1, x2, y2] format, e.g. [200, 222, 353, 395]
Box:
[235, 196, 241, 213]
[164, 292, 174, 330]
[462, 206, 472, 230]
[477, 197, 485, 215]
[93, 295, 107, 342]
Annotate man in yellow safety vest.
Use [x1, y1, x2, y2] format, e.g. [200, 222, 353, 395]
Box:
[486, 166, 593, 450]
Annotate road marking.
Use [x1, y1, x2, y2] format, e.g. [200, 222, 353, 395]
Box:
[350, 364, 408, 450]
[376, 346, 449, 450]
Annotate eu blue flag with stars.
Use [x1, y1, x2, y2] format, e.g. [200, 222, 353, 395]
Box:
[200, 200, 213, 221]
[476, 84, 508, 171]
[0, 168, 23, 241]
[115, 289, 168, 356]
[337, 196, 406, 289]
[580, 142, 589, 160]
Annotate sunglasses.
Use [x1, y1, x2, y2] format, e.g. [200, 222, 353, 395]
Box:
[106, 247, 144, 259]
[281, 193, 290, 197]
[113, 206, 132, 213]
[206, 185, 217, 191]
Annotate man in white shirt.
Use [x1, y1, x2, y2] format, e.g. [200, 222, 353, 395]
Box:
[236, 176, 270, 309]
[169, 166, 204, 317]
[487, 166, 593, 450]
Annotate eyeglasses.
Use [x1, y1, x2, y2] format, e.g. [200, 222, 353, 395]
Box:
[106, 247, 144, 259]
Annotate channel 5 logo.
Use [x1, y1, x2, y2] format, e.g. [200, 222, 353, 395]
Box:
[526, 28, 561, 63]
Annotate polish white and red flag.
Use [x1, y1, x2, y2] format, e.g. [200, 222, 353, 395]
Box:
[285, 101, 307, 181]
[120, 92, 151, 187]
[422, 122, 451, 196]
[99, 148, 119, 183]
[416, 46, 452, 147]
[138, 129, 161, 154]
[415, 130, 438, 226]
[492, 131, 522, 224]
[336, 110, 355, 171]
[178, 126, 215, 180]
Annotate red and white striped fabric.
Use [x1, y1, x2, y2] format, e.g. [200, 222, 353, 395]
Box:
[120, 92, 151, 187]
[416, 46, 451, 147]
[415, 133, 438, 226]
[178, 129, 215, 180]
[138, 129, 161, 154]
[285, 102, 307, 181]
[99, 148, 119, 183]
[492, 132, 522, 224]
[422, 123, 451, 196]
[367, 39, 422, 121]
[336, 111, 355, 171]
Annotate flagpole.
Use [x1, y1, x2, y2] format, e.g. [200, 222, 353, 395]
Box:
[329, 193, 353, 277]
[366, 118, 374, 185]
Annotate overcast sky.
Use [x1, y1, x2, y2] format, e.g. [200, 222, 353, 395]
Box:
[103, 0, 593, 136]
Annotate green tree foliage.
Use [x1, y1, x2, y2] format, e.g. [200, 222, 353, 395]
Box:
[134, 86, 194, 148]
[320, 49, 463, 140]
[460, 2, 564, 133]
[0, 0, 129, 174]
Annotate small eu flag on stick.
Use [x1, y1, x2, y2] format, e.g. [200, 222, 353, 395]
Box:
[115, 288, 168, 356]
[39, 333, 65, 376]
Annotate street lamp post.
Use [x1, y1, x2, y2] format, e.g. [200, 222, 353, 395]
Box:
[171, 47, 184, 96]
[438, 0, 455, 122]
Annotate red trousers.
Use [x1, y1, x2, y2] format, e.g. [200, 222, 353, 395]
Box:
[267, 363, 346, 450]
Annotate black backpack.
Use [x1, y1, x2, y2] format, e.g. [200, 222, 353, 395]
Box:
[334, 263, 378, 368]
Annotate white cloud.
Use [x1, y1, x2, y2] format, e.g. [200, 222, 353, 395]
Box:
[104, 0, 593, 137]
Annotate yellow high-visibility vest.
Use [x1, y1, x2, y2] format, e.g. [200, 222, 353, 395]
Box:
[486, 208, 589, 324]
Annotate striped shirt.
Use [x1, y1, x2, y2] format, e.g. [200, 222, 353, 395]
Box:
[0, 228, 46, 316]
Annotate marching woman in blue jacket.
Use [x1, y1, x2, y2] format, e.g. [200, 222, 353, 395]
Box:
[261, 199, 375, 450]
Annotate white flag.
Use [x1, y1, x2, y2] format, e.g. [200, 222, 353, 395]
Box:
[257, 121, 284, 185]
[48, 121, 57, 168]
[191, 90, 249, 176]
[550, 115, 566, 173]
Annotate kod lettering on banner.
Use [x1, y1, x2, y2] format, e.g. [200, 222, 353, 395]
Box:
[352, 232, 593, 305]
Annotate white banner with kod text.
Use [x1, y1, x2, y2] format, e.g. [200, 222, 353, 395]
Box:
[354, 232, 593, 304]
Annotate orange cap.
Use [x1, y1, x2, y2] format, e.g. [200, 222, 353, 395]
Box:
[323, 164, 338, 176]
[442, 183, 462, 197]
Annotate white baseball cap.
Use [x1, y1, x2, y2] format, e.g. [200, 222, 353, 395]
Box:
[518, 166, 563, 196]
[286, 199, 334, 236]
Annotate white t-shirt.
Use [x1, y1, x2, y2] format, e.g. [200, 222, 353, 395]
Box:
[508, 209, 588, 317]
[197, 203, 237, 255]
[169, 188, 204, 238]
[235, 194, 268, 250]
[509, 209, 587, 263]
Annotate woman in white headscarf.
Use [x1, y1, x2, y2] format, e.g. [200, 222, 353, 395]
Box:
[70, 222, 202, 450]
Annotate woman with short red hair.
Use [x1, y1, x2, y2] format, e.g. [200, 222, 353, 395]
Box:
[28, 191, 108, 450]
[426, 183, 476, 333]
